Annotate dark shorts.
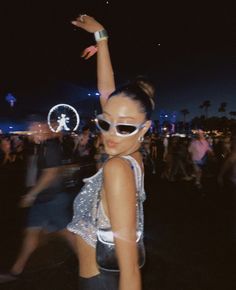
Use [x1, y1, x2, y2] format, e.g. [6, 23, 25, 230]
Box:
[27, 192, 73, 232]
[78, 272, 119, 290]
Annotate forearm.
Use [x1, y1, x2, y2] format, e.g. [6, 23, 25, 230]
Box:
[119, 268, 141, 290]
[71, 15, 115, 109]
[97, 39, 115, 109]
[28, 168, 59, 197]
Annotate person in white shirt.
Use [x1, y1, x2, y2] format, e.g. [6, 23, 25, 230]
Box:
[188, 130, 213, 188]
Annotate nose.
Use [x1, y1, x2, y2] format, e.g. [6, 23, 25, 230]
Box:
[108, 124, 117, 136]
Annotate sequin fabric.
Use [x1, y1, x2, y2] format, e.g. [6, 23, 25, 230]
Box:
[67, 155, 146, 248]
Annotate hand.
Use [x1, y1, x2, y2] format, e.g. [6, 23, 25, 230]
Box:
[71, 15, 104, 33]
[19, 193, 37, 208]
[81, 45, 98, 59]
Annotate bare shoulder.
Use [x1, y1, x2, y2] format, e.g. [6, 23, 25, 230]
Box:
[103, 157, 136, 201]
[103, 157, 136, 184]
[103, 157, 132, 175]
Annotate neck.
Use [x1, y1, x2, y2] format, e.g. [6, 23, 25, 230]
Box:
[112, 147, 141, 158]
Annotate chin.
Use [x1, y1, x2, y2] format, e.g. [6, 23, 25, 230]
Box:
[104, 146, 120, 156]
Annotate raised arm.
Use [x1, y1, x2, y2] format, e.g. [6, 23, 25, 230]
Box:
[71, 15, 115, 110]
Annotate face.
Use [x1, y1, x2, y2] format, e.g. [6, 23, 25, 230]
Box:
[29, 122, 53, 143]
[100, 94, 151, 157]
[0, 139, 11, 152]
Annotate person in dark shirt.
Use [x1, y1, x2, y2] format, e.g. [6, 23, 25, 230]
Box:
[0, 122, 76, 283]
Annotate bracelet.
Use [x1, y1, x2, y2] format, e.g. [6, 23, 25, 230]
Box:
[94, 29, 108, 42]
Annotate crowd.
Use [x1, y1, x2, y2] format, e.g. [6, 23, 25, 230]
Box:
[0, 127, 235, 189]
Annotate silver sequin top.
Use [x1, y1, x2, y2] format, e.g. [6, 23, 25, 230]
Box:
[67, 155, 146, 248]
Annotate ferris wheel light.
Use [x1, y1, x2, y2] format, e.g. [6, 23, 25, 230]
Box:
[47, 103, 80, 133]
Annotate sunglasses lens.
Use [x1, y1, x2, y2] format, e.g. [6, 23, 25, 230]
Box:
[116, 124, 137, 135]
[97, 119, 110, 131]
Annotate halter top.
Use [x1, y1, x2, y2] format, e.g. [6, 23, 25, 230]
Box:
[67, 155, 146, 248]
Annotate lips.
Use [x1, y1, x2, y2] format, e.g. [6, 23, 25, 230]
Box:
[106, 139, 118, 148]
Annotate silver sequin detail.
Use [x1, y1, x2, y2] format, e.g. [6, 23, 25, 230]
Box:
[67, 155, 146, 248]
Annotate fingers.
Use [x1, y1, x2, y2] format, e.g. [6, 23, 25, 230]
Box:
[78, 14, 87, 22]
[81, 45, 98, 60]
[84, 51, 93, 60]
[71, 14, 90, 28]
[71, 20, 83, 28]
[81, 47, 90, 58]
[86, 47, 98, 59]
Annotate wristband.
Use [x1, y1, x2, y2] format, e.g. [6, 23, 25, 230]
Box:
[94, 29, 108, 42]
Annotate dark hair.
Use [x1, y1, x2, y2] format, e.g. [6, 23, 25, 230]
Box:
[82, 125, 90, 132]
[108, 77, 156, 120]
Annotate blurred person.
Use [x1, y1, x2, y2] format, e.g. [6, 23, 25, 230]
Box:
[150, 133, 158, 174]
[74, 125, 97, 181]
[0, 136, 25, 239]
[222, 136, 232, 158]
[162, 133, 169, 162]
[0, 122, 76, 283]
[188, 130, 213, 189]
[74, 125, 94, 162]
[94, 132, 109, 170]
[168, 137, 192, 182]
[217, 136, 236, 240]
[150, 132, 158, 160]
[61, 133, 83, 196]
[67, 15, 155, 290]
[0, 137, 15, 165]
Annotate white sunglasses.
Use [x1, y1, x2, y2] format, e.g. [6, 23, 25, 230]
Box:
[95, 115, 146, 137]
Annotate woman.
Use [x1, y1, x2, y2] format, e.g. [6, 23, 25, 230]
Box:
[67, 15, 155, 290]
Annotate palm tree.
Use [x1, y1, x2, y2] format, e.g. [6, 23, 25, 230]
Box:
[199, 104, 204, 116]
[218, 102, 227, 117]
[202, 100, 211, 118]
[180, 108, 190, 124]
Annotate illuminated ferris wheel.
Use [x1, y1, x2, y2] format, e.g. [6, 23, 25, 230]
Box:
[47, 104, 80, 133]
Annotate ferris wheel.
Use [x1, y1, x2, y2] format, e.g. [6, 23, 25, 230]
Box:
[47, 104, 80, 133]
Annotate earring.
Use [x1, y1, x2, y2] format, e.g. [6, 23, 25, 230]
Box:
[138, 136, 144, 143]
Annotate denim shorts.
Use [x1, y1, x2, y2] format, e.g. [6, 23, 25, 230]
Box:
[27, 192, 73, 232]
[78, 271, 119, 290]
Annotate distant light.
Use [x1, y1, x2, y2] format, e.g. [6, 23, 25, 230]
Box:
[157, 43, 160, 46]
[88, 93, 91, 96]
[95, 93, 100, 96]
[165, 114, 168, 117]
[106, 1, 109, 4]
[9, 126, 13, 129]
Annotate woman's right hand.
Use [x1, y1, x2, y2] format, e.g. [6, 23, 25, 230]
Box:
[71, 15, 104, 33]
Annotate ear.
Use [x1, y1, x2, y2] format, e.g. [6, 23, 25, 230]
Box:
[141, 120, 152, 136]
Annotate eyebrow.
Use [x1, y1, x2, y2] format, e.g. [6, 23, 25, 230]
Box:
[103, 111, 136, 120]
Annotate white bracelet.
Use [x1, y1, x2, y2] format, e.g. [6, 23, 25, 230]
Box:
[94, 29, 108, 42]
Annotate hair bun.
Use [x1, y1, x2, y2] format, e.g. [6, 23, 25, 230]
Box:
[135, 77, 155, 110]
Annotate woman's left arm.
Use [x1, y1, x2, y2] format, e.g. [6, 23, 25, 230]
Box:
[103, 158, 142, 290]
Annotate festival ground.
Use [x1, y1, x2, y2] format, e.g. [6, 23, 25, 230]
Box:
[0, 172, 235, 290]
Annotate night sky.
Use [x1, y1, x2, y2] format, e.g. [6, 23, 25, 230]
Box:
[0, 0, 235, 122]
